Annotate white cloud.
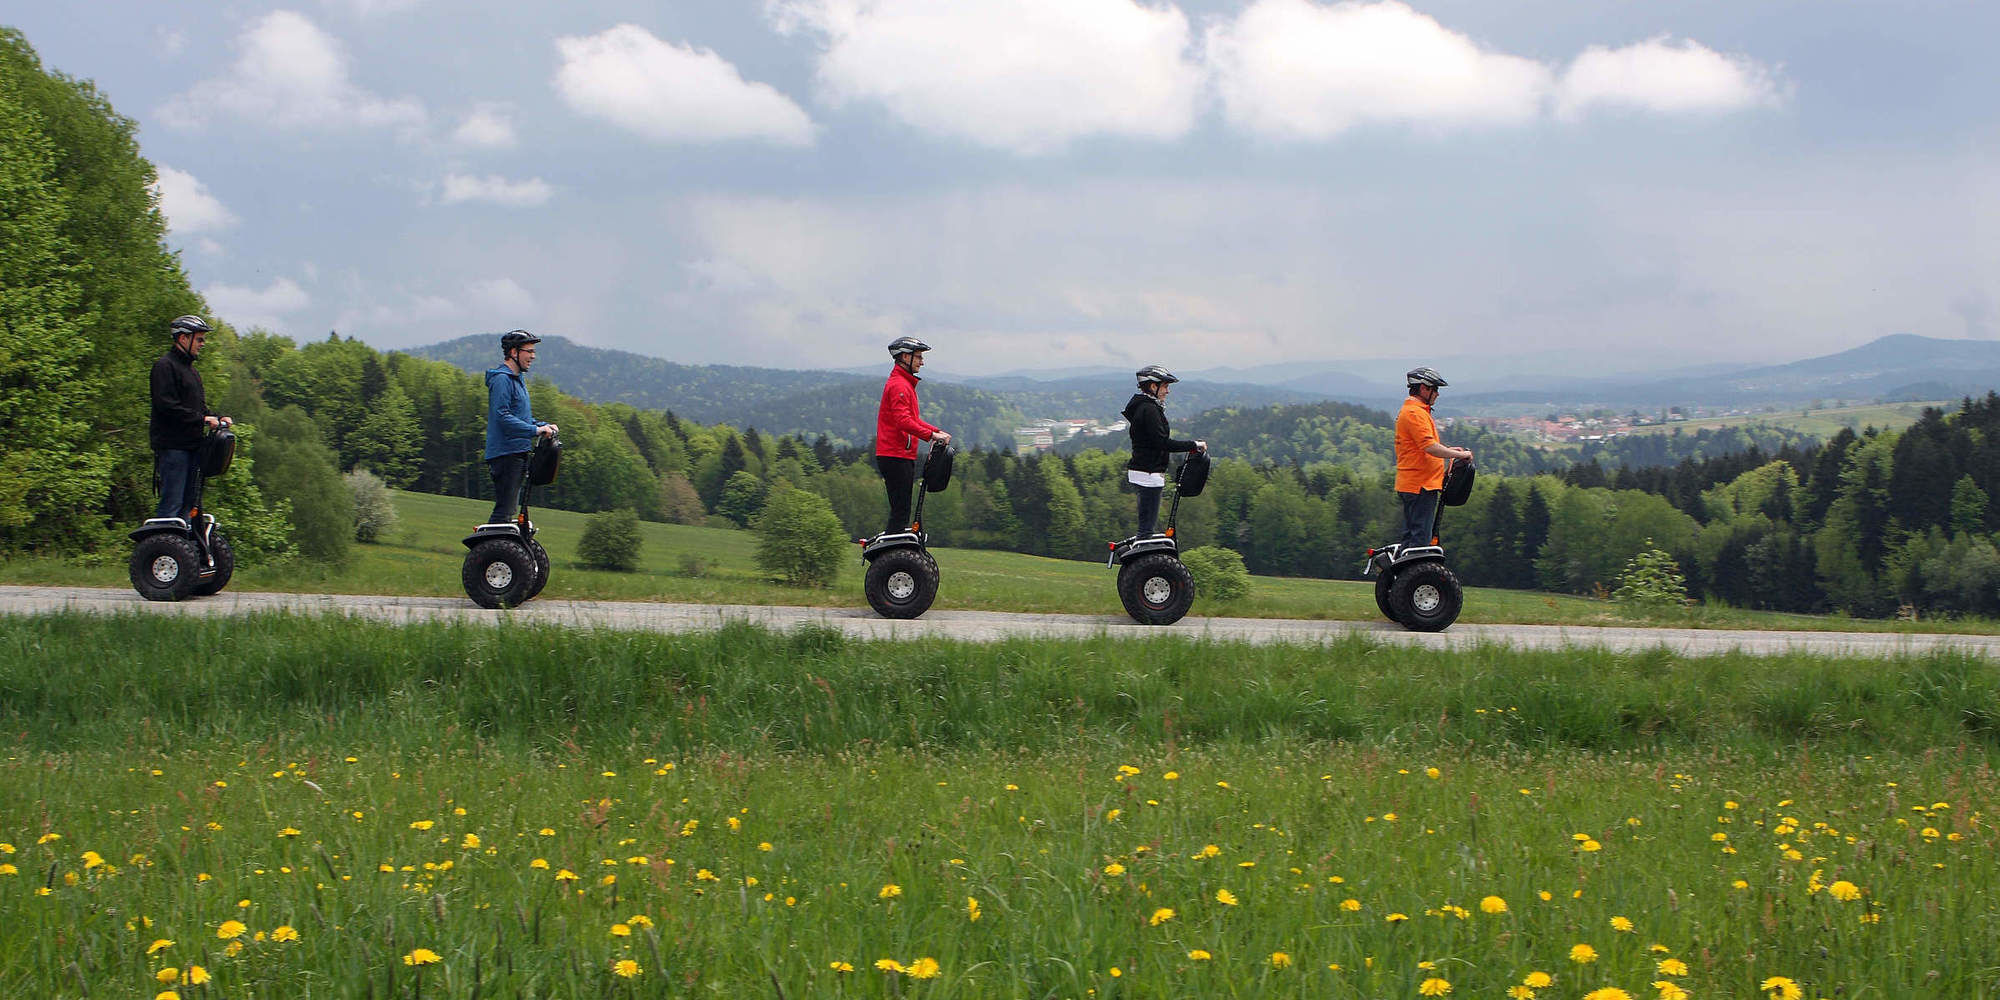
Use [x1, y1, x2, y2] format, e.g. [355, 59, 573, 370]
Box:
[157, 10, 424, 131]
[1556, 37, 1786, 120]
[152, 166, 237, 235]
[773, 0, 1201, 154]
[451, 103, 518, 148]
[439, 173, 554, 207]
[465, 277, 537, 316]
[323, 0, 424, 15]
[205, 277, 311, 332]
[553, 24, 814, 146]
[1208, 0, 1551, 140]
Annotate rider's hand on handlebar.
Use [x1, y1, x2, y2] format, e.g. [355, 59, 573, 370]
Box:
[539, 423, 558, 438]
[1195, 440, 1208, 453]
[933, 431, 951, 446]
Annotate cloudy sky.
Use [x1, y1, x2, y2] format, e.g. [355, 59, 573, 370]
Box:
[13, 1, 1999, 374]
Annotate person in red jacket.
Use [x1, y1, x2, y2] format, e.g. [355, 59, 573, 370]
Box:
[875, 337, 950, 535]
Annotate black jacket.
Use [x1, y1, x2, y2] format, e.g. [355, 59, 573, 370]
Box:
[1123, 393, 1195, 474]
[149, 345, 209, 451]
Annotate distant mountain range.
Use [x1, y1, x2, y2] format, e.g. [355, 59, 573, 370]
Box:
[403, 333, 2000, 444]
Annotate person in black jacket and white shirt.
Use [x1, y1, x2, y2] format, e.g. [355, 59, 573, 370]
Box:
[1122, 365, 1205, 537]
[149, 315, 233, 519]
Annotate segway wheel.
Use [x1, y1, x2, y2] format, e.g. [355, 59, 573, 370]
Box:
[131, 533, 203, 602]
[463, 538, 537, 609]
[865, 547, 939, 619]
[1118, 552, 1195, 626]
[1389, 561, 1462, 632]
[1374, 569, 1399, 623]
[192, 530, 235, 596]
[525, 538, 551, 601]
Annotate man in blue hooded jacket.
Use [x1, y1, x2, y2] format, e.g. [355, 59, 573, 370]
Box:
[486, 330, 557, 523]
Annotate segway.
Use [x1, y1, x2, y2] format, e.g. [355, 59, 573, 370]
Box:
[859, 444, 952, 619]
[1363, 458, 1471, 632]
[461, 434, 560, 609]
[130, 423, 239, 601]
[1106, 451, 1208, 626]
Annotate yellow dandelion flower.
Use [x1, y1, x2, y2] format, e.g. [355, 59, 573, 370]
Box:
[529, 858, 549, 870]
[1523, 971, 1553, 988]
[403, 948, 441, 967]
[610, 923, 631, 937]
[157, 968, 179, 984]
[272, 926, 300, 943]
[1341, 898, 1361, 911]
[1481, 895, 1508, 914]
[155, 992, 181, 1000]
[878, 884, 902, 899]
[1386, 912, 1409, 924]
[1215, 888, 1238, 906]
[1270, 952, 1292, 969]
[1419, 977, 1452, 996]
[216, 921, 246, 940]
[1570, 943, 1598, 964]
[147, 939, 174, 955]
[874, 958, 905, 973]
[1150, 907, 1176, 926]
[1655, 981, 1689, 1000]
[184, 966, 209, 985]
[829, 961, 854, 973]
[460, 834, 480, 850]
[0, 863, 14, 876]
[1103, 862, 1126, 876]
[1611, 915, 1634, 933]
[1507, 987, 1535, 999]
[1579, 839, 1602, 852]
[966, 896, 981, 922]
[1760, 976, 1802, 1000]
[1198, 844, 1221, 858]
[1656, 958, 1688, 976]
[1583, 990, 1633, 1000]
[613, 959, 641, 978]
[555, 869, 579, 882]
[1426, 767, 1441, 779]
[1828, 880, 1862, 902]
[907, 957, 940, 979]
[1188, 949, 1211, 961]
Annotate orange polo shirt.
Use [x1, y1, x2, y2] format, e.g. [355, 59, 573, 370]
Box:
[1395, 396, 1446, 493]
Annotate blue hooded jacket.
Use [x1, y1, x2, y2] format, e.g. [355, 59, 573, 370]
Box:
[485, 365, 539, 460]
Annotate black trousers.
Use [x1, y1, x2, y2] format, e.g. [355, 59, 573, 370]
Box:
[876, 455, 916, 534]
[1135, 485, 1164, 535]
[489, 452, 531, 523]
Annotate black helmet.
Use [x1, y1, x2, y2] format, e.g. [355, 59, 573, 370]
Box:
[500, 329, 542, 354]
[1406, 366, 1448, 389]
[1136, 364, 1178, 388]
[169, 315, 212, 338]
[888, 336, 932, 357]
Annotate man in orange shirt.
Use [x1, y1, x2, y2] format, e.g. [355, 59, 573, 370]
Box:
[1395, 367, 1472, 549]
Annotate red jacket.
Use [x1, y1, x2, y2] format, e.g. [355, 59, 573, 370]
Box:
[875, 364, 939, 459]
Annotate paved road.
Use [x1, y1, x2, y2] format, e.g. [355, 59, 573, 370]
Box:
[4, 584, 1996, 658]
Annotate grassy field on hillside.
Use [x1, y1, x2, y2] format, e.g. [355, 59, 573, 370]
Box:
[4, 489, 1993, 633]
[1616, 400, 1948, 439]
[2, 615, 1994, 997]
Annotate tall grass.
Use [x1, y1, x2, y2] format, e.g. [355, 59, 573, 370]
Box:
[4, 613, 1996, 756]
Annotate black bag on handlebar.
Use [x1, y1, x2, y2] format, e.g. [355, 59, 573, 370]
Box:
[528, 435, 562, 486]
[1441, 457, 1475, 507]
[1175, 451, 1211, 498]
[922, 445, 954, 493]
[199, 427, 236, 478]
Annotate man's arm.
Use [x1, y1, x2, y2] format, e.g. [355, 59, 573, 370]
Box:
[492, 380, 540, 438]
[1425, 441, 1472, 461]
[152, 359, 203, 427]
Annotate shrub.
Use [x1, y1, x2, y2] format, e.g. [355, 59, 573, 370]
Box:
[253, 406, 352, 563]
[1614, 542, 1688, 611]
[677, 553, 709, 578]
[578, 508, 643, 572]
[754, 482, 847, 587]
[1181, 546, 1251, 602]
[345, 468, 398, 543]
[717, 470, 766, 527]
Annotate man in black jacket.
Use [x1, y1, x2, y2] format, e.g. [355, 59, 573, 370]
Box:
[149, 315, 232, 519]
[1123, 365, 1205, 536]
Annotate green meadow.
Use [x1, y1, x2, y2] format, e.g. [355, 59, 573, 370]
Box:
[1, 614, 1995, 997]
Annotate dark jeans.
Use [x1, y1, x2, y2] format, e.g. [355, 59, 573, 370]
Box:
[876, 455, 916, 534]
[1399, 489, 1441, 548]
[153, 448, 204, 519]
[489, 452, 531, 523]
[1136, 485, 1164, 535]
